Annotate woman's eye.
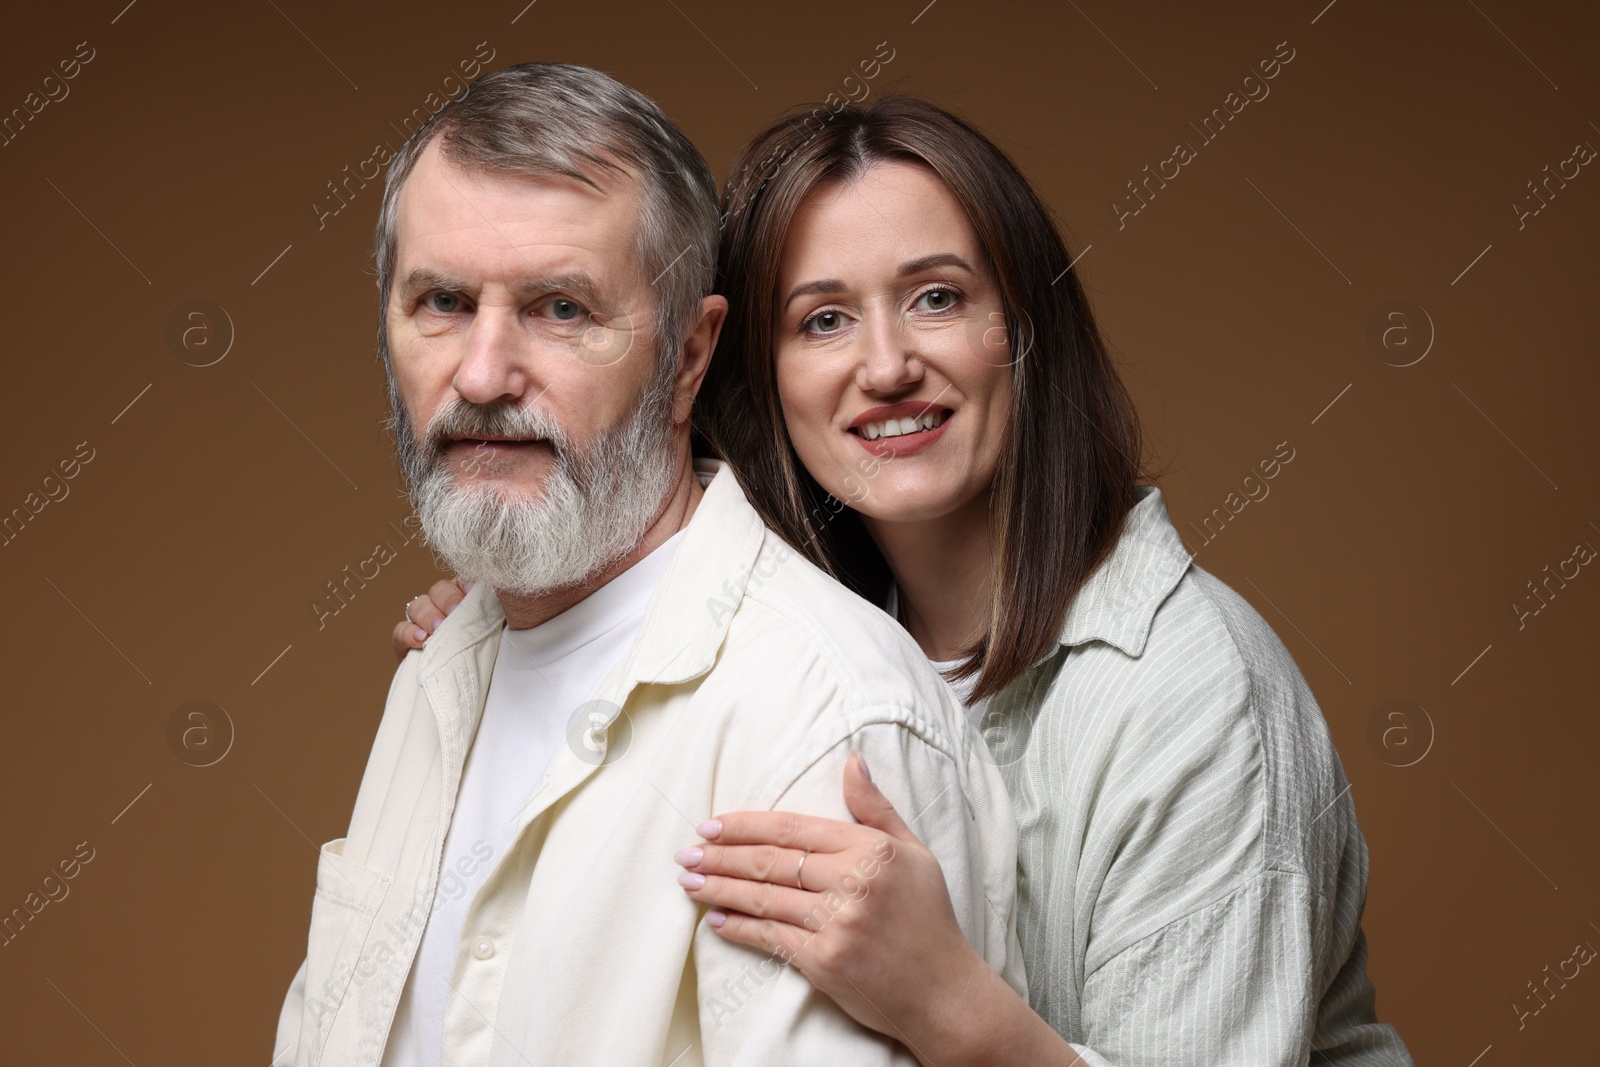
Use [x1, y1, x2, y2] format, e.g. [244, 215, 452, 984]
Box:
[915, 288, 957, 312]
[806, 310, 845, 334]
[425, 292, 462, 314]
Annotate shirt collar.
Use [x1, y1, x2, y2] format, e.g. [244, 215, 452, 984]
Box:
[420, 471, 1186, 690]
[616, 458, 767, 686]
[499, 527, 685, 669]
[1055, 485, 1191, 657]
[418, 458, 766, 691]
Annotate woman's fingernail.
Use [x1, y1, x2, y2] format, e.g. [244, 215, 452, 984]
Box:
[674, 847, 703, 867]
[855, 751, 872, 782]
[462, 579, 476, 592]
[413, 628, 428, 643]
[697, 819, 723, 840]
[677, 871, 706, 890]
[707, 910, 727, 927]
[428, 616, 442, 633]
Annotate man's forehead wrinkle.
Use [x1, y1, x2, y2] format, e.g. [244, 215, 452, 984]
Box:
[395, 145, 651, 317]
[402, 216, 630, 311]
[426, 157, 587, 298]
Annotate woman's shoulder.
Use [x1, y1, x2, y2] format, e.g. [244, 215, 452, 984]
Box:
[1036, 484, 1329, 742]
[1151, 563, 1335, 746]
[1017, 559, 1353, 869]
[1039, 557, 1339, 769]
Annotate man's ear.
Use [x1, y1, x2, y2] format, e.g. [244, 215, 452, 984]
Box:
[672, 294, 728, 426]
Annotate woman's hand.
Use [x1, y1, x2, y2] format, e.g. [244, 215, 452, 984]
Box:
[390, 578, 470, 661]
[674, 752, 992, 1055]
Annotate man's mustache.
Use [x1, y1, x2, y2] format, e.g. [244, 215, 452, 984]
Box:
[422, 399, 570, 460]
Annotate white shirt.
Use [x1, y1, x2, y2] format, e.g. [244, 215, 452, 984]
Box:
[940, 662, 991, 729]
[382, 531, 684, 1067]
[274, 460, 1022, 1067]
[883, 584, 992, 730]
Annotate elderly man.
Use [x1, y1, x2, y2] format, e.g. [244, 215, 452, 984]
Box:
[272, 62, 1020, 1067]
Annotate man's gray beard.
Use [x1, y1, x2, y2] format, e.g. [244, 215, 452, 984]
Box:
[390, 365, 680, 598]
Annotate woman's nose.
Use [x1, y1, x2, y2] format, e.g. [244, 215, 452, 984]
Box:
[856, 316, 923, 393]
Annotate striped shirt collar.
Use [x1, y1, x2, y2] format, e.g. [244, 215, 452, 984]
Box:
[1055, 486, 1191, 657]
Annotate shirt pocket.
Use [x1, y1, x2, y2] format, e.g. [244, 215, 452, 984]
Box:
[299, 836, 392, 1064]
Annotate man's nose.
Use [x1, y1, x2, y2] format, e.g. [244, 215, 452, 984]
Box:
[855, 314, 924, 394]
[452, 307, 533, 405]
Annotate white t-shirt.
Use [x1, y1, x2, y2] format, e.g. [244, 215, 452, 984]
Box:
[931, 655, 990, 728]
[382, 530, 684, 1067]
[884, 583, 990, 728]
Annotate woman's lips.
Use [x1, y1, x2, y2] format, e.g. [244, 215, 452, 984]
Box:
[850, 411, 952, 458]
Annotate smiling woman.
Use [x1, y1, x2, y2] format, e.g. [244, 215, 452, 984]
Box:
[681, 95, 1415, 1065]
[774, 165, 1015, 561]
[703, 99, 1138, 696]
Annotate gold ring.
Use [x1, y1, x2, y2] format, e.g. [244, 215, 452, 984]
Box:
[794, 849, 811, 890]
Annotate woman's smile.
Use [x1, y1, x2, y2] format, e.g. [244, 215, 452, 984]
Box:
[775, 160, 1013, 524]
[848, 402, 953, 457]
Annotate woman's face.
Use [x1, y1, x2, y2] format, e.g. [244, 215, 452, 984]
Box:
[774, 161, 1013, 525]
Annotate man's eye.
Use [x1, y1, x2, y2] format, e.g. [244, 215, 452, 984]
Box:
[425, 292, 463, 313]
[545, 297, 584, 322]
[915, 288, 957, 312]
[805, 310, 845, 334]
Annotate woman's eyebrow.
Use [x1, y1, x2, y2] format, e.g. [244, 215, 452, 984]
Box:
[783, 278, 847, 310]
[782, 254, 977, 311]
[898, 252, 973, 276]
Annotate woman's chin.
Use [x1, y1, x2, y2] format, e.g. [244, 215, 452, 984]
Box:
[836, 478, 979, 526]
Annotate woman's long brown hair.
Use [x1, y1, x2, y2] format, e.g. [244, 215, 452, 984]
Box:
[696, 96, 1143, 701]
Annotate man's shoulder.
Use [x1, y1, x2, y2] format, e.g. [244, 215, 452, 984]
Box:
[706, 532, 960, 737]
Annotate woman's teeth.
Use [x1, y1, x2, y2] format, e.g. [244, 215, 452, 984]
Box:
[857, 411, 946, 441]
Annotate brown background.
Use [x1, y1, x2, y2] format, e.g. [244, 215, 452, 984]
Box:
[1, 0, 1596, 1062]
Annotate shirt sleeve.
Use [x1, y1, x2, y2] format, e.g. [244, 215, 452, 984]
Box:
[273, 957, 306, 1066]
[1070, 870, 1314, 1065]
[1045, 619, 1411, 1065]
[693, 715, 1017, 1066]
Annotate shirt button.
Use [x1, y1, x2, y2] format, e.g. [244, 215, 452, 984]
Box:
[472, 937, 495, 960]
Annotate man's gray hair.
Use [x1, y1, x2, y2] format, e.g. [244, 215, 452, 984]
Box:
[374, 62, 719, 376]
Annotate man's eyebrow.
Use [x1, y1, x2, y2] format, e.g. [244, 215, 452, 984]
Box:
[783, 253, 979, 311]
[399, 267, 467, 300]
[397, 267, 607, 307]
[513, 272, 605, 307]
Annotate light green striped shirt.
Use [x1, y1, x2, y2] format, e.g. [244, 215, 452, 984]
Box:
[977, 486, 1412, 1065]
